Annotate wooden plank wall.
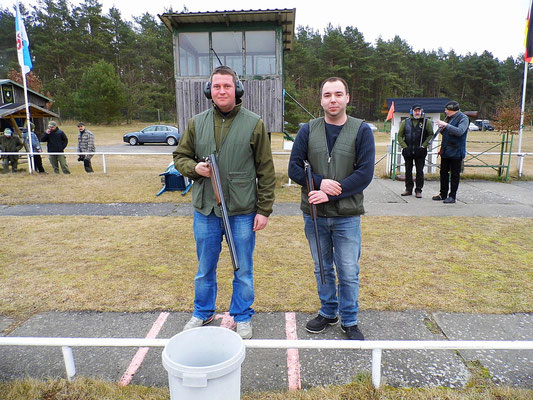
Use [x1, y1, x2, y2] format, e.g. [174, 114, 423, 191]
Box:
[176, 78, 283, 133]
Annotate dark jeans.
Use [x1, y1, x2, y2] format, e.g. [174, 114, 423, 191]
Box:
[83, 158, 94, 173]
[440, 157, 462, 199]
[404, 156, 426, 193]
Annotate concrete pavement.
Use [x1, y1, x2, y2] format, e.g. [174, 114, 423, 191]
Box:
[1, 178, 533, 217]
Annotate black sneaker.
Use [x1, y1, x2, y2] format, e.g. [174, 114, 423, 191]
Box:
[306, 314, 339, 333]
[341, 324, 364, 340]
[443, 196, 456, 204]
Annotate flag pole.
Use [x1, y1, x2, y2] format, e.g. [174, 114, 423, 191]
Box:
[21, 67, 34, 174]
[518, 61, 528, 177]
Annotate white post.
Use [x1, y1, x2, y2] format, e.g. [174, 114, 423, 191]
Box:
[61, 346, 76, 380]
[518, 61, 528, 177]
[371, 348, 382, 388]
[103, 154, 107, 173]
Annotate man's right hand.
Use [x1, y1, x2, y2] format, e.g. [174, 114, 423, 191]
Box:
[195, 161, 211, 177]
[320, 178, 342, 196]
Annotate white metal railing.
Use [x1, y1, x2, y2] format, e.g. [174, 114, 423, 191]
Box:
[0, 337, 531, 388]
[0, 151, 293, 174]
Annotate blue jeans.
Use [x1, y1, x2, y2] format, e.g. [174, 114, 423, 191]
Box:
[192, 210, 256, 322]
[303, 214, 361, 327]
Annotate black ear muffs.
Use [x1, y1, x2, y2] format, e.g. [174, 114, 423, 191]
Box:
[410, 108, 424, 116]
[204, 79, 244, 100]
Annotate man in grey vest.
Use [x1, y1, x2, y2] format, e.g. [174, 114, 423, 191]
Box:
[174, 66, 276, 339]
[288, 77, 375, 340]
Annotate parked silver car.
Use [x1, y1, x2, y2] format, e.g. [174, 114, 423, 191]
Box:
[123, 125, 181, 146]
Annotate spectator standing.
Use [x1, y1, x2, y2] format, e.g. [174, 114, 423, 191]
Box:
[77, 122, 95, 173]
[42, 121, 70, 174]
[397, 104, 433, 197]
[0, 128, 24, 173]
[432, 101, 469, 204]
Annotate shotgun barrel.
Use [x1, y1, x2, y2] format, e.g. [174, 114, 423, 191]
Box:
[304, 160, 326, 285]
[207, 154, 239, 271]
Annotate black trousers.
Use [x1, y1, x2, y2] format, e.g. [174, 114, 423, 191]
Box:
[440, 157, 462, 199]
[404, 156, 426, 193]
[83, 158, 94, 173]
[33, 154, 45, 172]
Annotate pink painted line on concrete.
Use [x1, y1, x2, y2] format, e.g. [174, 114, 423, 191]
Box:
[215, 312, 236, 330]
[118, 311, 169, 386]
[285, 312, 302, 391]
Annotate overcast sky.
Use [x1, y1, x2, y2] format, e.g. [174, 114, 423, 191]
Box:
[19, 0, 531, 60]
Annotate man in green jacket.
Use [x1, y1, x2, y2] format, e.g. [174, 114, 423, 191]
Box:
[0, 128, 24, 173]
[174, 66, 276, 339]
[397, 104, 433, 198]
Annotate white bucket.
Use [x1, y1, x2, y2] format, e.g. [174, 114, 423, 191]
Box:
[162, 326, 245, 400]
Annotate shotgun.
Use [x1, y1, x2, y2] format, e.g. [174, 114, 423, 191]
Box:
[206, 153, 240, 271]
[303, 160, 326, 285]
[428, 115, 451, 145]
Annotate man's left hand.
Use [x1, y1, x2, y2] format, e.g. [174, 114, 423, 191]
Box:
[437, 120, 448, 129]
[253, 214, 268, 231]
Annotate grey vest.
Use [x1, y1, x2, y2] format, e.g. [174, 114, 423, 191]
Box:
[192, 107, 260, 217]
[301, 116, 365, 217]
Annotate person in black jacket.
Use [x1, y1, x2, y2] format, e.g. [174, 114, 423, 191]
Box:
[432, 101, 469, 204]
[397, 104, 433, 198]
[42, 121, 70, 174]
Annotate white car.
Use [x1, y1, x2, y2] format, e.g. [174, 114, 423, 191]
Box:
[366, 123, 378, 132]
[469, 122, 479, 131]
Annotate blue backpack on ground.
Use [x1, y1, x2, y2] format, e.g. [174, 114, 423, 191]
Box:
[157, 162, 192, 196]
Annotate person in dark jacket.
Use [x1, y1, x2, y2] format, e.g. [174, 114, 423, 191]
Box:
[0, 128, 24, 173]
[397, 104, 433, 197]
[432, 101, 469, 204]
[41, 121, 70, 174]
[288, 77, 375, 340]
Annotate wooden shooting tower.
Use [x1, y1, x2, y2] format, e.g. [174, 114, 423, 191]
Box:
[159, 9, 296, 134]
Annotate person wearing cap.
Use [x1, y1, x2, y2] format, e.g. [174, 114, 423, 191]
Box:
[22, 121, 46, 173]
[77, 123, 95, 173]
[42, 121, 70, 174]
[0, 128, 24, 173]
[432, 101, 469, 204]
[397, 104, 433, 197]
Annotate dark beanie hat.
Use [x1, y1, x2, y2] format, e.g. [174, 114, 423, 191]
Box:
[445, 101, 460, 111]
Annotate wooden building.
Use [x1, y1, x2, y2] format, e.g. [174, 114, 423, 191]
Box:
[0, 79, 58, 137]
[159, 9, 296, 134]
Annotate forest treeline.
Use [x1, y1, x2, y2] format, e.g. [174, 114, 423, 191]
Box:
[1, 0, 531, 127]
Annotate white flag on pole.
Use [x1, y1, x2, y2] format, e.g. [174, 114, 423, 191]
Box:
[16, 2, 33, 75]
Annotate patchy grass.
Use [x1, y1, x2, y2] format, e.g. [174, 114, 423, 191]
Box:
[0, 216, 531, 319]
[0, 375, 531, 400]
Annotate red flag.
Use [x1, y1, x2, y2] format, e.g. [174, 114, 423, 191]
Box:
[525, 1, 533, 62]
[386, 101, 395, 121]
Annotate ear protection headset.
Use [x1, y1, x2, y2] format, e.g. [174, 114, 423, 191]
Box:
[410, 107, 424, 116]
[204, 67, 244, 100]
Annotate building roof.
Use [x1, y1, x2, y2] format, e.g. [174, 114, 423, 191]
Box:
[0, 79, 52, 102]
[386, 97, 451, 113]
[159, 9, 296, 51]
[0, 103, 59, 119]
